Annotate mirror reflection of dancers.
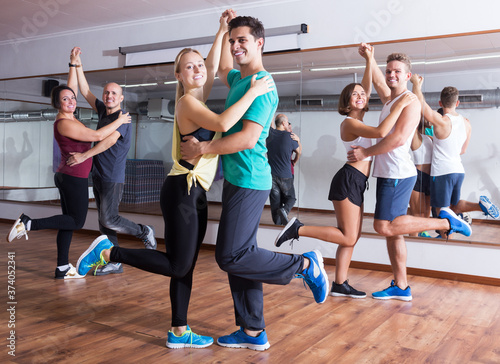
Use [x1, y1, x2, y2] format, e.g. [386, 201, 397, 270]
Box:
[275, 44, 415, 298]
[411, 75, 499, 238]
[75, 12, 274, 349]
[7, 49, 131, 279]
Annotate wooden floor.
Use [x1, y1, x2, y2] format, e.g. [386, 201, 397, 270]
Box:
[1, 224, 500, 363]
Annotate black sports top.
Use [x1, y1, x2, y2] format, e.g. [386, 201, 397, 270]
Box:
[180, 127, 215, 142]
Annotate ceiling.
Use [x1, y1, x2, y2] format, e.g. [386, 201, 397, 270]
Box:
[3, 1, 500, 99]
[0, 0, 258, 42]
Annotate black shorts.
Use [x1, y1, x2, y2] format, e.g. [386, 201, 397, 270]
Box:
[413, 169, 431, 196]
[328, 164, 368, 207]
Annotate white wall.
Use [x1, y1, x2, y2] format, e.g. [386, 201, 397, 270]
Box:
[1, 0, 500, 79]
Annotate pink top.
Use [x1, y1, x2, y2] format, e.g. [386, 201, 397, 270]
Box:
[54, 118, 92, 178]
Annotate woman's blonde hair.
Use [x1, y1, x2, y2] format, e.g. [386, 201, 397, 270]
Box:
[174, 48, 204, 106]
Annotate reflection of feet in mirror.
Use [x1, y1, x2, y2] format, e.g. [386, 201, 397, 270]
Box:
[278, 208, 289, 226]
[479, 196, 499, 219]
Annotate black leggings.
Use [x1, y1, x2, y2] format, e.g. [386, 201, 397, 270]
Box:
[110, 172, 207, 327]
[31, 173, 89, 266]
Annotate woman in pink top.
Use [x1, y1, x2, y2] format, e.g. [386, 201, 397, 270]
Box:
[7, 48, 130, 279]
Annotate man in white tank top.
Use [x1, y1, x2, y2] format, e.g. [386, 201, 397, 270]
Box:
[348, 45, 472, 301]
[412, 77, 499, 230]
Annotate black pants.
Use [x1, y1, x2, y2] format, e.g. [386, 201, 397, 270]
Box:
[269, 175, 296, 224]
[92, 175, 147, 246]
[31, 173, 89, 266]
[216, 180, 304, 331]
[110, 172, 207, 327]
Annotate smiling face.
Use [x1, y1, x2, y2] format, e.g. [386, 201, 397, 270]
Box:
[349, 85, 368, 111]
[175, 51, 206, 90]
[385, 60, 411, 90]
[229, 26, 263, 66]
[58, 89, 77, 114]
[102, 82, 124, 112]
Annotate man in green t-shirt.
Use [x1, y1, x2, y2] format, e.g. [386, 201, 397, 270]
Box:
[181, 11, 328, 351]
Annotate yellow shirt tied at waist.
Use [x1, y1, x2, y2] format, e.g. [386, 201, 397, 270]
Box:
[168, 106, 221, 194]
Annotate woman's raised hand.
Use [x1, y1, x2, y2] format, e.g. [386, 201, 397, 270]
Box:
[118, 112, 132, 124]
[250, 75, 275, 97]
[396, 92, 417, 108]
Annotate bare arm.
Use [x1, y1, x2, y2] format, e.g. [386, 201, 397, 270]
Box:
[71, 47, 98, 112]
[358, 43, 373, 97]
[177, 74, 274, 133]
[217, 9, 236, 88]
[360, 43, 391, 103]
[56, 113, 131, 142]
[343, 92, 417, 139]
[411, 74, 450, 138]
[67, 48, 79, 97]
[461, 118, 472, 155]
[203, 14, 230, 100]
[67, 131, 120, 166]
[180, 120, 263, 159]
[347, 99, 421, 161]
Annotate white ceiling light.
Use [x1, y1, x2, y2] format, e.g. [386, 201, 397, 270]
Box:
[309, 53, 500, 72]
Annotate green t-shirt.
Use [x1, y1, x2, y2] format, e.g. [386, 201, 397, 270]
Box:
[222, 69, 279, 190]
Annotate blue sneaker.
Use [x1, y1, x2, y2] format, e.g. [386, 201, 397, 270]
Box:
[217, 328, 270, 351]
[372, 280, 412, 301]
[76, 235, 113, 276]
[295, 250, 329, 304]
[166, 325, 213, 349]
[479, 196, 499, 219]
[418, 231, 431, 238]
[438, 207, 471, 237]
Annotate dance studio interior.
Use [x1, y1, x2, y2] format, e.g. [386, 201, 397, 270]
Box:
[1, 0, 499, 362]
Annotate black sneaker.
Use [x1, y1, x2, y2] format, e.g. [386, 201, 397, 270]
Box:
[275, 217, 304, 247]
[330, 280, 366, 298]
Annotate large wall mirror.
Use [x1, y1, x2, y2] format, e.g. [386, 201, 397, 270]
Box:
[1, 31, 499, 245]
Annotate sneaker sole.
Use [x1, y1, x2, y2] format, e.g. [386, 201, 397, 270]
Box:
[275, 217, 297, 247]
[95, 268, 124, 276]
[372, 295, 412, 302]
[167, 342, 213, 349]
[216, 340, 270, 351]
[330, 292, 367, 299]
[76, 235, 110, 276]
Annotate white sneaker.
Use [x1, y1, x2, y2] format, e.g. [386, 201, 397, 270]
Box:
[7, 214, 30, 242]
[55, 264, 85, 279]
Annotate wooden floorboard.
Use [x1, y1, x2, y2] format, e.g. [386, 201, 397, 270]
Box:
[1, 224, 500, 363]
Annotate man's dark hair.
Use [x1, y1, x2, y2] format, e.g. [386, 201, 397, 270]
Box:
[440, 86, 459, 108]
[229, 16, 265, 52]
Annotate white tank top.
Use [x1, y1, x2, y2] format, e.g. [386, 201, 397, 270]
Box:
[412, 134, 433, 165]
[431, 113, 466, 176]
[342, 117, 372, 161]
[372, 92, 417, 179]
